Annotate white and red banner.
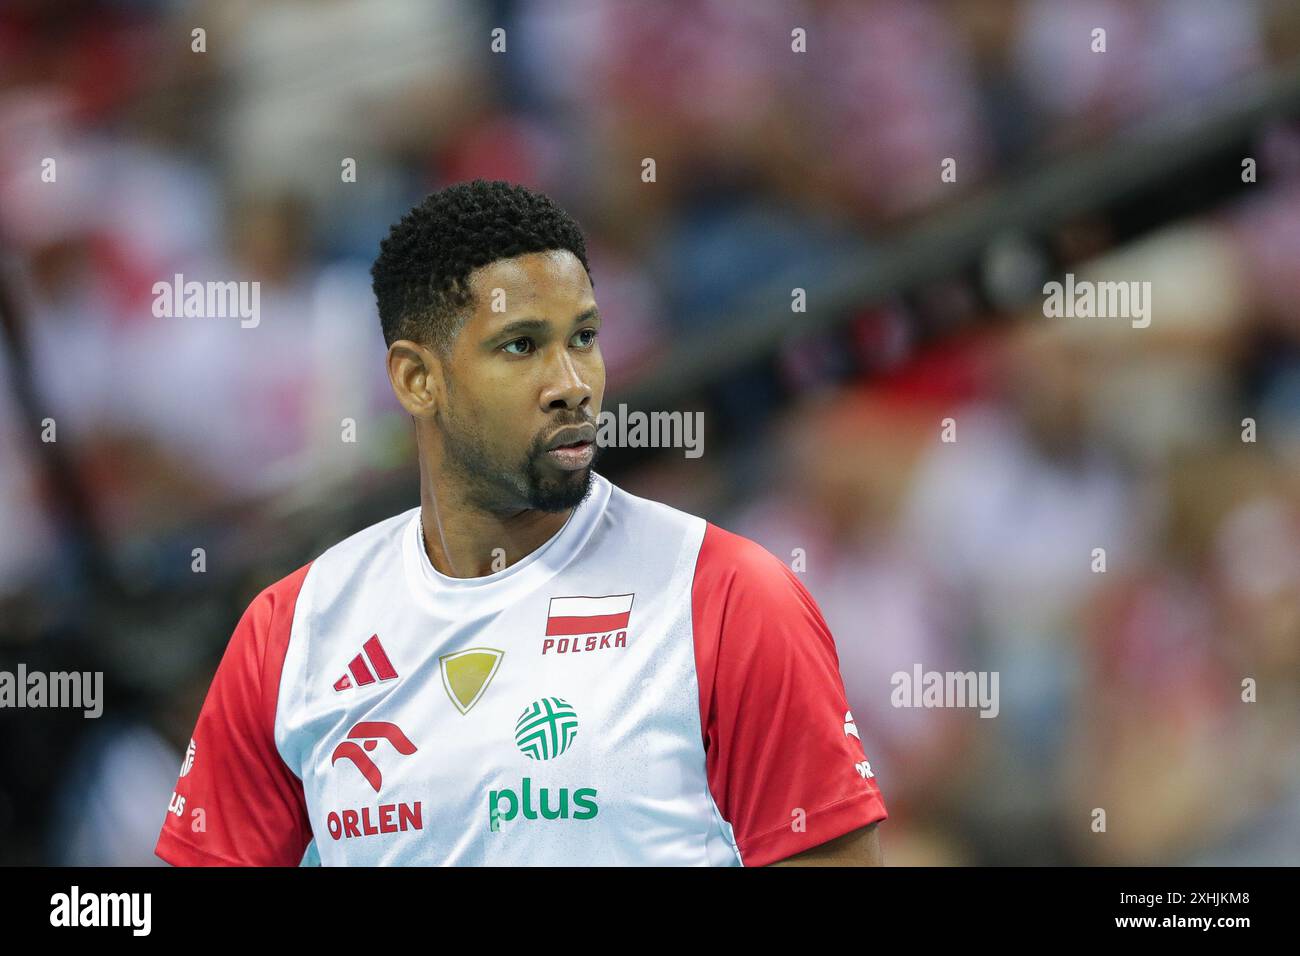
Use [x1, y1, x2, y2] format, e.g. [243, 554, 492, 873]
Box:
[545, 594, 634, 636]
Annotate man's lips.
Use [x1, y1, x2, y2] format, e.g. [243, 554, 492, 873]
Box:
[542, 423, 597, 471]
[544, 424, 597, 452]
[544, 441, 595, 471]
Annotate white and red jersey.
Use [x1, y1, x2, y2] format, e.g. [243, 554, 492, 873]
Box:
[154, 471, 887, 866]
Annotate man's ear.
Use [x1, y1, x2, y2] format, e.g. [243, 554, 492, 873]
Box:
[387, 339, 445, 418]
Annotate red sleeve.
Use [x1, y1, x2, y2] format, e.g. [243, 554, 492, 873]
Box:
[691, 522, 887, 866]
[154, 563, 314, 866]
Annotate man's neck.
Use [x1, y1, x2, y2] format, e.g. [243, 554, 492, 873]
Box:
[418, 482, 573, 579]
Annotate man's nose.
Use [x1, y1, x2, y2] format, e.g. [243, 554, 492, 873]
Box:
[540, 348, 593, 411]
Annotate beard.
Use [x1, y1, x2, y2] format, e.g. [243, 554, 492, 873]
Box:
[437, 396, 600, 515]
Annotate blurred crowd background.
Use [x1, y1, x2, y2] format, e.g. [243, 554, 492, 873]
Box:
[1, 0, 1298, 865]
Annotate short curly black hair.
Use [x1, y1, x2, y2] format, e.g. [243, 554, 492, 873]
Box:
[370, 179, 593, 354]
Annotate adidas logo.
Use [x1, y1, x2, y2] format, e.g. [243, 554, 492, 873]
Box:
[333, 634, 399, 692]
[844, 710, 860, 740]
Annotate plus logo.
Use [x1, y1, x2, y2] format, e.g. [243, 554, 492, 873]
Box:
[330, 721, 417, 793]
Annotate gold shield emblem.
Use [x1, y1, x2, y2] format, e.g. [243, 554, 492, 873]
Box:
[439, 647, 504, 715]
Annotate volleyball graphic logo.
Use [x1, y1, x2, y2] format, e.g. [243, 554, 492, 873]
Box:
[515, 697, 578, 760]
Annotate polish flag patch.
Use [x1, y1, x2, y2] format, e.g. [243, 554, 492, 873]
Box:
[545, 594, 635, 636]
[333, 634, 399, 692]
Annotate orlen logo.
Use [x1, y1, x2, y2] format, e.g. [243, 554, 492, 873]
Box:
[327, 802, 423, 841]
[326, 721, 423, 842]
[330, 721, 417, 792]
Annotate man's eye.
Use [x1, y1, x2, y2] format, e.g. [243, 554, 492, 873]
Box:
[574, 329, 598, 347]
[503, 338, 533, 355]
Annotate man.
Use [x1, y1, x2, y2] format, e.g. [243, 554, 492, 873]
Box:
[154, 179, 886, 866]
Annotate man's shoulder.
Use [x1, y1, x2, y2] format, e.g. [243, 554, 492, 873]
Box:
[602, 476, 708, 539]
[690, 520, 812, 620]
[601, 477, 788, 587]
[315, 506, 420, 566]
[247, 507, 419, 614]
[698, 521, 786, 575]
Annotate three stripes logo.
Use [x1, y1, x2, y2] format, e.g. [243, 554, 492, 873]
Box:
[333, 634, 399, 692]
[514, 697, 578, 761]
